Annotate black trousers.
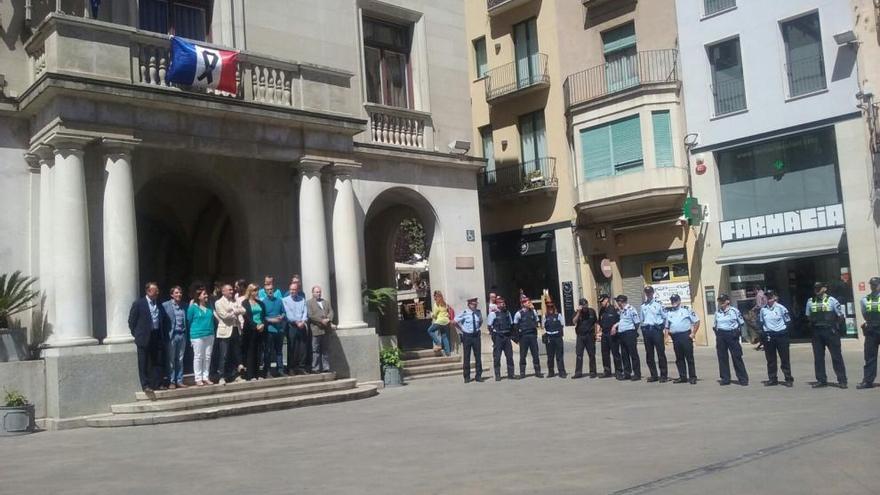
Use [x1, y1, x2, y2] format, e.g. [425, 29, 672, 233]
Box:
[618, 330, 640, 378]
[671, 332, 696, 379]
[864, 329, 880, 384]
[545, 335, 566, 376]
[642, 325, 668, 378]
[492, 333, 515, 378]
[603, 331, 622, 375]
[763, 331, 792, 382]
[286, 324, 310, 373]
[715, 330, 748, 383]
[245, 329, 267, 380]
[136, 331, 164, 389]
[519, 333, 541, 376]
[812, 326, 847, 384]
[461, 332, 482, 381]
[216, 328, 243, 381]
[575, 334, 597, 375]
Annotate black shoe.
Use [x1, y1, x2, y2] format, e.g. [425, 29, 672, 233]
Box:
[838, 382, 848, 389]
[689, 377, 698, 385]
[600, 372, 613, 378]
[519, 374, 527, 380]
[475, 377, 483, 383]
[739, 381, 749, 386]
[812, 382, 828, 389]
[495, 376, 502, 382]
[617, 374, 628, 381]
[571, 373, 585, 379]
[673, 378, 688, 384]
[508, 374, 516, 380]
[659, 377, 669, 383]
[781, 381, 793, 388]
[646, 377, 659, 383]
[558, 373, 567, 379]
[142, 387, 154, 394]
[719, 380, 731, 386]
[535, 373, 545, 378]
[589, 372, 598, 378]
[630, 376, 641, 382]
[464, 379, 471, 384]
[857, 382, 875, 389]
[547, 372, 556, 378]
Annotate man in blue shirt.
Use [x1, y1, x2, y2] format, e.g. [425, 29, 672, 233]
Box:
[455, 297, 483, 383]
[640, 286, 668, 383]
[664, 294, 700, 384]
[713, 293, 748, 386]
[614, 294, 642, 381]
[488, 297, 516, 381]
[261, 277, 287, 377]
[858, 277, 880, 389]
[514, 297, 544, 378]
[282, 280, 309, 375]
[758, 291, 793, 387]
[806, 281, 847, 388]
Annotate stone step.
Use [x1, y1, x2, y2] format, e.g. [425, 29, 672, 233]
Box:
[402, 362, 480, 377]
[401, 355, 460, 367]
[401, 349, 445, 360]
[405, 368, 491, 381]
[134, 372, 336, 401]
[112, 379, 358, 414]
[87, 385, 378, 428]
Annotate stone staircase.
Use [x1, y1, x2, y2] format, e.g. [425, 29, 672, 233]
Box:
[401, 349, 489, 381]
[86, 372, 377, 428]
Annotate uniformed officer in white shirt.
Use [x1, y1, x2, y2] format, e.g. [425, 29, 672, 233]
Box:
[640, 286, 669, 383]
[713, 294, 748, 386]
[664, 294, 700, 384]
[455, 297, 484, 383]
[758, 291, 793, 387]
[614, 295, 642, 381]
[805, 281, 847, 388]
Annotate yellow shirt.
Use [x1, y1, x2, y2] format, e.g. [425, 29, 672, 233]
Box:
[432, 304, 450, 325]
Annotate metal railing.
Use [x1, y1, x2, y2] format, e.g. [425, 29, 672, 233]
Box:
[786, 55, 827, 98]
[485, 53, 550, 101]
[563, 50, 678, 108]
[711, 77, 747, 116]
[704, 0, 736, 16]
[479, 157, 557, 196]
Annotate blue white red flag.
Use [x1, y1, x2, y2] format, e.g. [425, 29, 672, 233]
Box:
[166, 37, 239, 94]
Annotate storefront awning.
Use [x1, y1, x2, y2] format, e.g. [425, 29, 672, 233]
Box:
[716, 228, 844, 266]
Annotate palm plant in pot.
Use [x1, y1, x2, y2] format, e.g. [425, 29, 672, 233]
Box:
[0, 271, 40, 362]
[363, 287, 397, 334]
[1, 389, 35, 435]
[379, 346, 404, 387]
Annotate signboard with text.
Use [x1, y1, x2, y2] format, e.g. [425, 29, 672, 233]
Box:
[719, 204, 844, 242]
[652, 282, 691, 306]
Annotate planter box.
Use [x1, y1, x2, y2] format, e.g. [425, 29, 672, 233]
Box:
[0, 328, 30, 362]
[382, 365, 404, 387]
[1, 404, 36, 435]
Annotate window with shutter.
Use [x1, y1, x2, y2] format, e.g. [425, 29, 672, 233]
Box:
[581, 126, 613, 180]
[782, 13, 826, 97]
[581, 114, 644, 180]
[610, 115, 643, 173]
[652, 111, 674, 168]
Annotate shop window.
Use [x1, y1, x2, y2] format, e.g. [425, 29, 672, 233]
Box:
[652, 110, 674, 168]
[474, 37, 488, 79]
[581, 114, 644, 180]
[717, 127, 841, 220]
[781, 12, 826, 97]
[363, 17, 413, 109]
[645, 262, 689, 284]
[139, 0, 210, 41]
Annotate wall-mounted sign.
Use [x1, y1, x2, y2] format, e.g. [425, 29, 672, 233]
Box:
[719, 204, 844, 242]
[652, 282, 691, 306]
[466, 230, 475, 242]
[600, 258, 613, 279]
[562, 281, 575, 325]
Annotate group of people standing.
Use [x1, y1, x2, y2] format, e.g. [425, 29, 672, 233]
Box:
[127, 275, 336, 393]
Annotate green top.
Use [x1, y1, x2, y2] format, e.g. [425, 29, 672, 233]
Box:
[250, 302, 264, 326]
[186, 304, 214, 339]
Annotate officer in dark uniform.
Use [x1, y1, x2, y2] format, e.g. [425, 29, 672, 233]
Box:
[488, 296, 516, 381]
[858, 277, 880, 389]
[572, 298, 599, 379]
[597, 294, 621, 378]
[543, 302, 566, 378]
[514, 296, 543, 378]
[713, 293, 749, 386]
[806, 281, 847, 388]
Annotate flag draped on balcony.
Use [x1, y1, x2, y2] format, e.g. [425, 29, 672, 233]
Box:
[166, 37, 239, 94]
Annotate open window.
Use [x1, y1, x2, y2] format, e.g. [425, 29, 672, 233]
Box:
[139, 0, 212, 41]
[363, 17, 413, 109]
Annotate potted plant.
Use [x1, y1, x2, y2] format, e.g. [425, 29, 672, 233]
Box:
[0, 271, 40, 362]
[1, 389, 35, 435]
[379, 346, 404, 387]
[363, 287, 397, 334]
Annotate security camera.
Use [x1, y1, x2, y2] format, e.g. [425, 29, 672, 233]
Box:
[833, 30, 858, 46]
[448, 140, 471, 155]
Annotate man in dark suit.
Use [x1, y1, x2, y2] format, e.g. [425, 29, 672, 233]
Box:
[128, 282, 169, 393]
[306, 285, 335, 373]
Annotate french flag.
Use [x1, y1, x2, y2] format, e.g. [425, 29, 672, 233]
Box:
[166, 37, 239, 94]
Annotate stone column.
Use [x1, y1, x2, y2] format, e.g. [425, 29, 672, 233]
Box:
[298, 158, 331, 295]
[102, 139, 140, 344]
[331, 165, 366, 329]
[47, 140, 97, 347]
[29, 148, 56, 336]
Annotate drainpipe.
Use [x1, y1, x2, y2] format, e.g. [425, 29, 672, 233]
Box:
[25, 0, 32, 26]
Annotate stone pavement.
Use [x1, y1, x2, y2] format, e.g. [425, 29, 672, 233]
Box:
[2, 343, 879, 495]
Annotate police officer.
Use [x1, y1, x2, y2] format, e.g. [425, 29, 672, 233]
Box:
[640, 286, 669, 383]
[454, 297, 483, 383]
[758, 291, 793, 387]
[514, 296, 544, 378]
[806, 281, 847, 388]
[572, 298, 599, 379]
[664, 294, 700, 384]
[613, 295, 641, 381]
[713, 294, 748, 386]
[543, 302, 566, 378]
[858, 277, 880, 389]
[597, 294, 621, 378]
[488, 296, 516, 381]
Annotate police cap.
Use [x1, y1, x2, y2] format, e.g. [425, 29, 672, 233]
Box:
[870, 277, 880, 287]
[717, 293, 730, 302]
[670, 294, 681, 303]
[615, 294, 628, 303]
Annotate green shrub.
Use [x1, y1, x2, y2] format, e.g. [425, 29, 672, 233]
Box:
[3, 389, 28, 407]
[379, 346, 403, 369]
[0, 271, 39, 328]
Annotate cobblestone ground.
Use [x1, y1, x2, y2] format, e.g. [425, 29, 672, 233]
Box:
[2, 343, 879, 495]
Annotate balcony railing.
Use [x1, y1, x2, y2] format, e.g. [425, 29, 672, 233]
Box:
[786, 55, 827, 98]
[479, 157, 557, 197]
[364, 103, 431, 149]
[564, 49, 679, 108]
[485, 53, 550, 101]
[711, 77, 747, 116]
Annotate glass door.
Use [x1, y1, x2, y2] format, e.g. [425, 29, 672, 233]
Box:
[602, 23, 639, 93]
[514, 18, 539, 89]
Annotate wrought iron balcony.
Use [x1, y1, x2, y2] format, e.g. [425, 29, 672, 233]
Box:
[564, 49, 679, 108]
[478, 157, 558, 199]
[711, 77, 747, 116]
[484, 53, 550, 102]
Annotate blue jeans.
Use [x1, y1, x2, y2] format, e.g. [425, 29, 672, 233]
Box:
[166, 332, 187, 385]
[427, 323, 451, 355]
[264, 331, 285, 375]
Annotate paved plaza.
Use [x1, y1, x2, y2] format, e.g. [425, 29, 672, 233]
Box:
[2, 343, 879, 495]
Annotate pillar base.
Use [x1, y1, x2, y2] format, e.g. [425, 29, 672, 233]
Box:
[41, 343, 139, 419]
[102, 335, 135, 344]
[43, 336, 99, 348]
[327, 326, 380, 382]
